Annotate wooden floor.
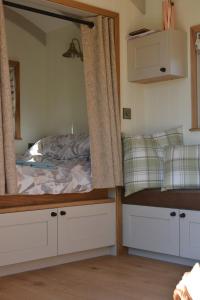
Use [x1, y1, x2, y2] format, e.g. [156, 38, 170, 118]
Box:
[0, 256, 189, 300]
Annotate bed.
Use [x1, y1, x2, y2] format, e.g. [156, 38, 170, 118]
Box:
[17, 157, 92, 195]
[0, 134, 111, 213]
[16, 134, 92, 195]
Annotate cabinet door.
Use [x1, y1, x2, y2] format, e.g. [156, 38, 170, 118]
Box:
[0, 209, 57, 267]
[123, 205, 179, 256]
[128, 31, 169, 82]
[58, 203, 116, 255]
[180, 210, 200, 260]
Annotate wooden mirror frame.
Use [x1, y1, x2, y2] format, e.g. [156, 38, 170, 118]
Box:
[190, 24, 200, 131]
[9, 60, 21, 140]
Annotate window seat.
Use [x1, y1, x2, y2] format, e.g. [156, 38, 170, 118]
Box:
[123, 189, 200, 211]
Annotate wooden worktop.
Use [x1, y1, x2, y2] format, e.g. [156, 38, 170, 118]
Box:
[123, 189, 200, 211]
[0, 198, 114, 214]
[0, 189, 113, 214]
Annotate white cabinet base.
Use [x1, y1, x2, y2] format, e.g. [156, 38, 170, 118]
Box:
[0, 209, 57, 267]
[180, 210, 200, 260]
[58, 203, 116, 255]
[128, 248, 196, 267]
[123, 205, 179, 256]
[0, 246, 114, 277]
[123, 204, 200, 263]
[0, 202, 116, 275]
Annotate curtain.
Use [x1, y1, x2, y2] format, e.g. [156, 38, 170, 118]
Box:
[81, 16, 122, 189]
[0, 0, 17, 195]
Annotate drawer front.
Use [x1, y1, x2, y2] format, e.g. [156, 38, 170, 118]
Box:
[58, 203, 116, 255]
[0, 209, 57, 266]
[123, 205, 179, 256]
[128, 31, 169, 82]
[180, 210, 200, 260]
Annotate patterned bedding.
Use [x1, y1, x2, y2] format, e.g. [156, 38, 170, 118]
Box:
[17, 157, 92, 195]
[16, 134, 92, 195]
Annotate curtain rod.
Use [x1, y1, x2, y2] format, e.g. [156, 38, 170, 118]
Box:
[3, 0, 94, 28]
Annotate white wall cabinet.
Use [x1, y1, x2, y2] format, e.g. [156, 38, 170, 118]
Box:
[58, 203, 115, 255]
[123, 205, 200, 260]
[0, 203, 115, 267]
[0, 209, 58, 267]
[128, 30, 187, 83]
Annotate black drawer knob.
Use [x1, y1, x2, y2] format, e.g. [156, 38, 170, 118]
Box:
[160, 67, 166, 73]
[60, 211, 66, 216]
[170, 212, 176, 217]
[180, 213, 186, 218]
[51, 212, 57, 217]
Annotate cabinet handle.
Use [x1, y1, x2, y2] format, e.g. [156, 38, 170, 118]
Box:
[180, 213, 186, 218]
[170, 212, 176, 217]
[60, 211, 66, 216]
[160, 67, 166, 73]
[51, 212, 57, 217]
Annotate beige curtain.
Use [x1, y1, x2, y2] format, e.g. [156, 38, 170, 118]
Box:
[0, 0, 17, 195]
[81, 16, 123, 189]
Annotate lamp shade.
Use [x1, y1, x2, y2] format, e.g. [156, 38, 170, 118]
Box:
[63, 39, 83, 61]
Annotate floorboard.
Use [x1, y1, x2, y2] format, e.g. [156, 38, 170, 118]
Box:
[0, 255, 189, 300]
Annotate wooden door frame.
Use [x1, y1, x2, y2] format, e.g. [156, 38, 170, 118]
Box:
[47, 0, 123, 255]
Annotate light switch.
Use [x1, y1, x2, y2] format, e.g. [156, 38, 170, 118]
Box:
[123, 108, 131, 120]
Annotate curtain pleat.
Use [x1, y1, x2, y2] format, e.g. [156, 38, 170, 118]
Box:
[81, 16, 122, 189]
[0, 0, 17, 195]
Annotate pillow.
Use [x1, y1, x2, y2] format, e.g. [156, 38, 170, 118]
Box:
[152, 127, 183, 152]
[123, 127, 183, 196]
[123, 135, 163, 196]
[25, 134, 90, 160]
[162, 145, 200, 191]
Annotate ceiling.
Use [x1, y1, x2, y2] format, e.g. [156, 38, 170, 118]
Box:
[131, 0, 146, 14]
[4, 0, 96, 33]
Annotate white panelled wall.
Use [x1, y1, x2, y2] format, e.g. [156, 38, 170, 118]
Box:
[142, 0, 200, 143]
[77, 0, 200, 144]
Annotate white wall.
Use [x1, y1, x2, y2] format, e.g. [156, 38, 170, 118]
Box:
[46, 25, 88, 136]
[6, 19, 47, 154]
[141, 0, 200, 144]
[75, 0, 146, 135]
[78, 0, 200, 144]
[6, 19, 88, 154]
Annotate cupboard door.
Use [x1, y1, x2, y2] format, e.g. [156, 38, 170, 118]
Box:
[123, 205, 179, 256]
[0, 209, 58, 266]
[58, 203, 115, 255]
[128, 31, 169, 82]
[180, 210, 200, 260]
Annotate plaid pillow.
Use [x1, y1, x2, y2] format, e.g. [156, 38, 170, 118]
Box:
[162, 145, 200, 191]
[123, 136, 163, 196]
[123, 127, 183, 196]
[153, 127, 183, 152]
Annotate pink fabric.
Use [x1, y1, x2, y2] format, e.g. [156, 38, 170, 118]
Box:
[163, 0, 175, 30]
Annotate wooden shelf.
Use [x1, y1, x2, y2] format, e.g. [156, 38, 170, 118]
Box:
[0, 198, 114, 214]
[123, 188, 200, 211]
[189, 128, 200, 132]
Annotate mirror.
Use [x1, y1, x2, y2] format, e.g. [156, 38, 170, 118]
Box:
[9, 60, 21, 140]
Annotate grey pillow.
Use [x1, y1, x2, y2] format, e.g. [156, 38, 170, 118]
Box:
[25, 134, 90, 160]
